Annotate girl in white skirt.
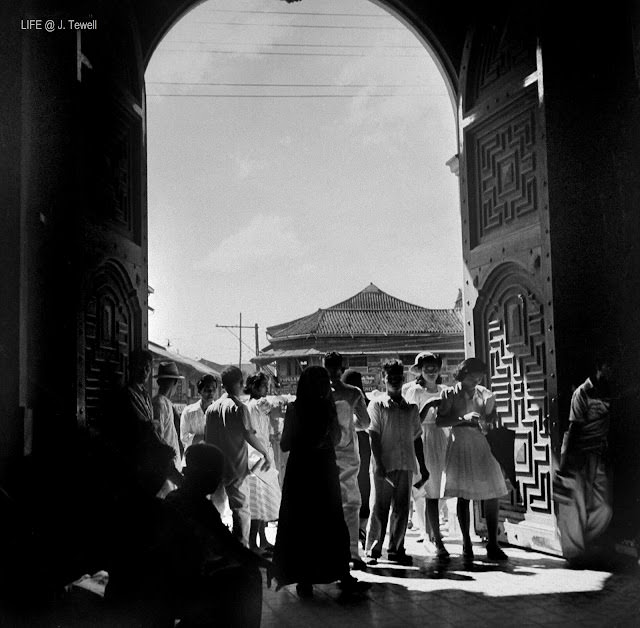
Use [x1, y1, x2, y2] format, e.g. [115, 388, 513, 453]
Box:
[437, 358, 508, 561]
[402, 351, 450, 558]
[245, 373, 282, 555]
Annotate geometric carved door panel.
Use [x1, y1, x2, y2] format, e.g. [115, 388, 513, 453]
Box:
[79, 260, 141, 429]
[459, 12, 560, 553]
[476, 274, 559, 553]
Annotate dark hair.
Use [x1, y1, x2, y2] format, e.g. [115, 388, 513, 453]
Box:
[323, 351, 343, 370]
[131, 348, 153, 368]
[244, 372, 268, 398]
[293, 366, 338, 446]
[342, 368, 365, 394]
[454, 357, 488, 381]
[221, 365, 243, 390]
[415, 351, 443, 369]
[382, 359, 404, 378]
[589, 353, 614, 380]
[197, 374, 217, 393]
[184, 443, 225, 479]
[295, 365, 332, 402]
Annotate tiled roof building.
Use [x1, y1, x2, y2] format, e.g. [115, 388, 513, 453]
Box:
[253, 284, 464, 393]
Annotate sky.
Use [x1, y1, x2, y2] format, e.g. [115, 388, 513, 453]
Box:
[145, 0, 462, 364]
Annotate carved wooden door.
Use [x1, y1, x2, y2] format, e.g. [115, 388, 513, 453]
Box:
[458, 13, 561, 553]
[75, 8, 148, 430]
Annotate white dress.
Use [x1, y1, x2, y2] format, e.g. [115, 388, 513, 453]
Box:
[402, 381, 450, 499]
[246, 397, 282, 521]
[439, 384, 508, 500]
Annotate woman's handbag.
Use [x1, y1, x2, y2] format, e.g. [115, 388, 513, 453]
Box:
[485, 426, 520, 500]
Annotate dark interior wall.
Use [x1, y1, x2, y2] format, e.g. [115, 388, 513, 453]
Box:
[0, 4, 24, 485]
[1, 1, 83, 490]
[542, 5, 640, 539]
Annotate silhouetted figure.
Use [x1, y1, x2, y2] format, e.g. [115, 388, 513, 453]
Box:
[437, 357, 508, 562]
[104, 441, 184, 627]
[273, 366, 371, 598]
[554, 357, 614, 566]
[106, 349, 163, 489]
[166, 443, 269, 628]
[204, 366, 270, 547]
[366, 360, 429, 566]
[342, 368, 372, 551]
[324, 352, 370, 570]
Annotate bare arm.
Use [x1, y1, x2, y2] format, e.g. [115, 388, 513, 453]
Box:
[280, 405, 295, 452]
[241, 403, 271, 471]
[419, 398, 441, 421]
[369, 431, 385, 477]
[413, 437, 429, 480]
[353, 390, 371, 431]
[180, 407, 193, 450]
[436, 391, 478, 428]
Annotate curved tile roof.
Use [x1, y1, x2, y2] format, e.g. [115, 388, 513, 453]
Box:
[267, 284, 463, 339]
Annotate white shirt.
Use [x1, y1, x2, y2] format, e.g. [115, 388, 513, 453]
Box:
[402, 380, 447, 424]
[180, 400, 207, 452]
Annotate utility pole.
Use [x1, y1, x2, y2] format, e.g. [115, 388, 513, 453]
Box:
[254, 323, 259, 372]
[216, 313, 259, 371]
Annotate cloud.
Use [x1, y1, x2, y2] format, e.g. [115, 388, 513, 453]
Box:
[195, 214, 304, 271]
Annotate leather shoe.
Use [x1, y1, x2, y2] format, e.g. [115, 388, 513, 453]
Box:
[486, 544, 508, 561]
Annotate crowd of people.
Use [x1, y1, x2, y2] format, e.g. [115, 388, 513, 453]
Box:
[95, 346, 614, 625]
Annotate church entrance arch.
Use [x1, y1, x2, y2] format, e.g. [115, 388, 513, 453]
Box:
[79, 1, 560, 552]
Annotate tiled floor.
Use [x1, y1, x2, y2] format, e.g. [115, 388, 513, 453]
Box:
[262, 530, 640, 628]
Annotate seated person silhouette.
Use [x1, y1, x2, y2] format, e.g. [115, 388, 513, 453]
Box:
[104, 440, 185, 627]
[165, 443, 271, 628]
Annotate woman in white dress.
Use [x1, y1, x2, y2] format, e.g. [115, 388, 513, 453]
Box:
[179, 374, 218, 465]
[245, 372, 282, 554]
[437, 357, 508, 561]
[402, 352, 450, 558]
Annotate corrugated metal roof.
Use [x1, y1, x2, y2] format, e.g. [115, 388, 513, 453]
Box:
[267, 284, 463, 339]
[148, 341, 221, 378]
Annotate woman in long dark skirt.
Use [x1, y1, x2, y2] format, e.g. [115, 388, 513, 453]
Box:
[273, 365, 371, 598]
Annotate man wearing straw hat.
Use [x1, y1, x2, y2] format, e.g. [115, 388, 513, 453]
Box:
[152, 361, 184, 488]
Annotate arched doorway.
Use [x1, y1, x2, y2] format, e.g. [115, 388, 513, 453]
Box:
[93, 0, 558, 552]
[5, 0, 640, 561]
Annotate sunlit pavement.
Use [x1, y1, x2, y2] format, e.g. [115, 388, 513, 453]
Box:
[262, 528, 640, 628]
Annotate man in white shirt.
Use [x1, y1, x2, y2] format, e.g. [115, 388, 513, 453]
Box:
[366, 360, 429, 566]
[152, 361, 184, 488]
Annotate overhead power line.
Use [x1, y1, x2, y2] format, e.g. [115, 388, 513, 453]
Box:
[146, 93, 429, 99]
[147, 81, 430, 88]
[198, 21, 406, 30]
[203, 10, 393, 18]
[157, 48, 424, 58]
[165, 41, 422, 49]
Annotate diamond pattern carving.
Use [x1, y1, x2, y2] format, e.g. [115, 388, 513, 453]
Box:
[468, 99, 539, 246]
[486, 289, 552, 515]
